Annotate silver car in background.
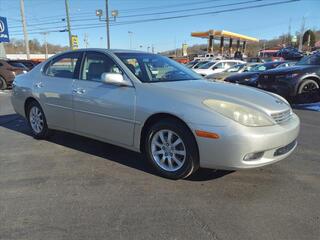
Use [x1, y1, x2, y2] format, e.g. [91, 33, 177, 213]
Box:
[11, 49, 300, 179]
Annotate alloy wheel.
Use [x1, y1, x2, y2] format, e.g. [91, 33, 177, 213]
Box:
[150, 129, 186, 172]
[29, 106, 44, 134]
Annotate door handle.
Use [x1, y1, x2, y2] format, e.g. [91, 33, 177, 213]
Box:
[34, 82, 43, 88]
[72, 88, 86, 94]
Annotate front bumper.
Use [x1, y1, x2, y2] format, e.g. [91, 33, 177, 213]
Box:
[190, 113, 300, 170]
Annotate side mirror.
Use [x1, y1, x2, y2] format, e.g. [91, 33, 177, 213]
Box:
[101, 73, 132, 87]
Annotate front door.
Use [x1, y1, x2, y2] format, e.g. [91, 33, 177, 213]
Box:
[72, 51, 136, 146]
[35, 52, 82, 130]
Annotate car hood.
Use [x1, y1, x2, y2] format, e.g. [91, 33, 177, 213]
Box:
[207, 72, 232, 80]
[262, 65, 317, 75]
[152, 80, 290, 114]
[224, 72, 259, 82]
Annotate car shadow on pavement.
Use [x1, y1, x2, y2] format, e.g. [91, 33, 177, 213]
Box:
[0, 114, 233, 181]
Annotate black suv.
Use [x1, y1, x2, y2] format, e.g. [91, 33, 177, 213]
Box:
[257, 52, 320, 103]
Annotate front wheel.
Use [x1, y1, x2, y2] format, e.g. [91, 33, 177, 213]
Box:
[297, 79, 320, 103]
[27, 101, 51, 139]
[144, 119, 199, 179]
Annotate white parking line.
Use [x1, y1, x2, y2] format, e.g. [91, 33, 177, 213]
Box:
[0, 90, 11, 94]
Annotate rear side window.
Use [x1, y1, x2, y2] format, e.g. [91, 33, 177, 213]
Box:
[45, 52, 82, 79]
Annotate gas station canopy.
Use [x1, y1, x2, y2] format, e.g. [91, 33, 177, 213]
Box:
[191, 29, 259, 54]
[191, 30, 259, 42]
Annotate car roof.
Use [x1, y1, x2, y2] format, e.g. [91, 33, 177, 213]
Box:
[69, 48, 150, 54]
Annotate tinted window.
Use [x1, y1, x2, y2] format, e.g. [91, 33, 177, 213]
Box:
[81, 52, 122, 81]
[297, 54, 320, 65]
[46, 52, 82, 79]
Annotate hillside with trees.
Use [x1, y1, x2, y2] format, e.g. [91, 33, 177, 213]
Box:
[3, 38, 68, 54]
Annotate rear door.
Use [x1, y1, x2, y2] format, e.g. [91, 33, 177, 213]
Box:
[35, 52, 82, 130]
[72, 51, 136, 146]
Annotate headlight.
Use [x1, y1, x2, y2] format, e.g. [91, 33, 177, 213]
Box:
[23, 70, 28, 74]
[244, 74, 259, 81]
[203, 99, 275, 127]
[285, 73, 299, 78]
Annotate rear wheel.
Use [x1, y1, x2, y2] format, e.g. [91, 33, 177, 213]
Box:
[144, 119, 199, 179]
[26, 101, 51, 139]
[0, 77, 7, 90]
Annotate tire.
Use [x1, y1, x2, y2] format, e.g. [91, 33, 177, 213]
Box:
[297, 79, 320, 103]
[144, 119, 199, 179]
[0, 77, 7, 90]
[26, 100, 51, 139]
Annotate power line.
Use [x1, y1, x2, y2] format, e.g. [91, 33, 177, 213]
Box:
[10, 0, 299, 36]
[8, 0, 268, 32]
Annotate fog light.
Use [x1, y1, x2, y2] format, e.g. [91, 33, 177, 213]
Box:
[243, 151, 264, 161]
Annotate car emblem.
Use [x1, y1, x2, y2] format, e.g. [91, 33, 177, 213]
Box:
[264, 75, 268, 79]
[275, 99, 284, 104]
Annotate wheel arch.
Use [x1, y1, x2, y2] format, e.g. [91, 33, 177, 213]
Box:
[24, 97, 40, 117]
[139, 112, 199, 155]
[298, 75, 320, 90]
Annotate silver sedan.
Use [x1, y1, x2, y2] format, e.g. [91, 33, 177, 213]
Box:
[11, 49, 300, 179]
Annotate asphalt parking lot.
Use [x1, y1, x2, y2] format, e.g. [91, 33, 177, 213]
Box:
[0, 90, 319, 240]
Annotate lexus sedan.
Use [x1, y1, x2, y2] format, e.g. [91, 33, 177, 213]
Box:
[11, 49, 300, 179]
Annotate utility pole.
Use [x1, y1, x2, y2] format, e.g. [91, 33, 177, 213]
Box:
[128, 31, 133, 49]
[288, 18, 291, 46]
[105, 0, 110, 49]
[64, 0, 73, 50]
[84, 33, 89, 48]
[20, 0, 30, 60]
[298, 16, 305, 51]
[41, 32, 49, 59]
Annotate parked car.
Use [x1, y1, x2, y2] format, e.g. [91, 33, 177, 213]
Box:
[257, 52, 320, 103]
[0, 59, 27, 90]
[274, 47, 304, 61]
[224, 61, 287, 86]
[205, 63, 260, 81]
[11, 49, 300, 179]
[193, 60, 245, 76]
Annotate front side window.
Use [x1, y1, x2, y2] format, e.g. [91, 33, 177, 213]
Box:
[81, 52, 122, 81]
[46, 52, 82, 79]
[115, 53, 201, 82]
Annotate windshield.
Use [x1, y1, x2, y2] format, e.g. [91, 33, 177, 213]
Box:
[8, 61, 27, 69]
[115, 53, 202, 82]
[249, 62, 280, 72]
[193, 61, 209, 69]
[225, 64, 245, 73]
[198, 61, 216, 69]
[297, 54, 320, 65]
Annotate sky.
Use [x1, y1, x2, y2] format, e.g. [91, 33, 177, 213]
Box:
[0, 0, 319, 52]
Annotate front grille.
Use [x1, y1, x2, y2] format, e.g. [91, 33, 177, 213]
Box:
[271, 109, 292, 124]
